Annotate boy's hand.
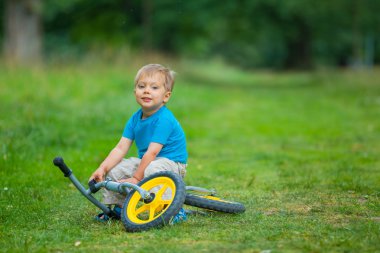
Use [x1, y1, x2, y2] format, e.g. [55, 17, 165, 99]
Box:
[119, 177, 140, 185]
[89, 167, 106, 182]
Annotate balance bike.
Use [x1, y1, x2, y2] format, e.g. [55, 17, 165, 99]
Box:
[53, 157, 245, 232]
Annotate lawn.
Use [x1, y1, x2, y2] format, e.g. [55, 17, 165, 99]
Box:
[0, 60, 379, 252]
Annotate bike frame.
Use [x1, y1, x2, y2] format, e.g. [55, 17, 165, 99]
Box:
[53, 157, 218, 216]
[53, 157, 152, 217]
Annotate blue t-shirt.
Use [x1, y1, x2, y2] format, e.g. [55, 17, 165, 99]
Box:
[122, 106, 187, 163]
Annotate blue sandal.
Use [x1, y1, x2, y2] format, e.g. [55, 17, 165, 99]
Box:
[169, 208, 187, 225]
[94, 206, 121, 222]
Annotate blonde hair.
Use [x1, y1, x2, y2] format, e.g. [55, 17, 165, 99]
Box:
[134, 64, 176, 91]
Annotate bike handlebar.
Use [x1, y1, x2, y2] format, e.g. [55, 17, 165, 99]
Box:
[88, 179, 100, 193]
[53, 157, 72, 177]
[53, 156, 150, 199]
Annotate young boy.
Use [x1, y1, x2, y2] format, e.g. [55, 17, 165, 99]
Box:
[89, 64, 187, 223]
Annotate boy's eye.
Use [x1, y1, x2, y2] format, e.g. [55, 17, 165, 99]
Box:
[137, 84, 145, 89]
[152, 86, 158, 90]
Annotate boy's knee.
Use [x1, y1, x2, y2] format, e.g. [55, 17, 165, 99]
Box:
[144, 158, 178, 178]
[106, 158, 139, 181]
[144, 165, 161, 178]
[106, 166, 121, 181]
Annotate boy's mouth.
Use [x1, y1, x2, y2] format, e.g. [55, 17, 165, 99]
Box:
[142, 97, 152, 102]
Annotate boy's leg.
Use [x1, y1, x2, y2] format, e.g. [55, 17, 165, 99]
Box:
[144, 157, 187, 200]
[144, 158, 188, 224]
[102, 157, 141, 206]
[144, 157, 187, 178]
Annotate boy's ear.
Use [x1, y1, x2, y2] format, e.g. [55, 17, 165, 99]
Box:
[164, 91, 172, 103]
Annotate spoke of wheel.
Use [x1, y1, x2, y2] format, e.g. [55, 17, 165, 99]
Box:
[135, 204, 150, 216]
[154, 200, 170, 213]
[158, 200, 171, 206]
[149, 204, 157, 220]
[156, 184, 169, 199]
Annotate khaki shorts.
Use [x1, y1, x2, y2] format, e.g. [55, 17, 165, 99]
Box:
[103, 157, 187, 206]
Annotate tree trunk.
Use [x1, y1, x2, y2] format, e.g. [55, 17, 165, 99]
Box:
[350, 0, 363, 67]
[142, 0, 153, 52]
[284, 15, 313, 70]
[3, 0, 42, 65]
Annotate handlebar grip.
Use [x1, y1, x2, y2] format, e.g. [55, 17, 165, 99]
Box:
[88, 179, 100, 193]
[53, 157, 72, 177]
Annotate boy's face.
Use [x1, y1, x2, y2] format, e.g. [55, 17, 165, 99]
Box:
[134, 72, 171, 116]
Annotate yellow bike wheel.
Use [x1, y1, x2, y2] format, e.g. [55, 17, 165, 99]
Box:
[121, 171, 185, 232]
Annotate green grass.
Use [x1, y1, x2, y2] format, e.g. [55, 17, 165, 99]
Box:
[0, 61, 379, 252]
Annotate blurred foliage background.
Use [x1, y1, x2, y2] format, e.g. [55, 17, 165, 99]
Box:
[1, 0, 380, 69]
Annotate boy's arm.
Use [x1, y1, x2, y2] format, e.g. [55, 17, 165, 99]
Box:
[121, 142, 163, 184]
[89, 137, 133, 182]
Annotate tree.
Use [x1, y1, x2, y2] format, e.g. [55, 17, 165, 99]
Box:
[3, 0, 42, 65]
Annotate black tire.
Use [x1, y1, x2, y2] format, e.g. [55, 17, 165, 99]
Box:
[185, 194, 245, 213]
[121, 171, 186, 232]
